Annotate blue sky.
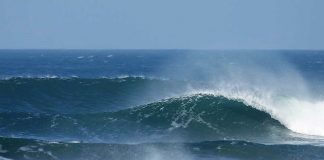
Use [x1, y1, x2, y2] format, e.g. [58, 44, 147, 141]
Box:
[1, 0, 324, 49]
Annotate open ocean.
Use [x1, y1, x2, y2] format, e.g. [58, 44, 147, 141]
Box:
[0, 50, 324, 160]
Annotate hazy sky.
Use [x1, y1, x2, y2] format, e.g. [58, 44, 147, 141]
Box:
[1, 0, 324, 49]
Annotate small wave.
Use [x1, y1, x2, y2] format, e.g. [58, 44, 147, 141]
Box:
[0, 75, 167, 80]
[0, 136, 323, 160]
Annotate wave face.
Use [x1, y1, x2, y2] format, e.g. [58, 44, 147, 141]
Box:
[0, 94, 290, 143]
[1, 50, 324, 160]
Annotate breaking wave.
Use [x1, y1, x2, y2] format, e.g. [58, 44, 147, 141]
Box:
[1, 77, 324, 137]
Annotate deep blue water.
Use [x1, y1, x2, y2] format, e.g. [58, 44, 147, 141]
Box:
[0, 50, 324, 160]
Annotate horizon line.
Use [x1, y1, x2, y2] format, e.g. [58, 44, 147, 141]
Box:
[0, 48, 324, 51]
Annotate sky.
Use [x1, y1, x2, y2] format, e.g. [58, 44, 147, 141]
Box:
[1, 0, 324, 50]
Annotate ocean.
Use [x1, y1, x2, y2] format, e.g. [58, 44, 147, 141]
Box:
[0, 50, 324, 160]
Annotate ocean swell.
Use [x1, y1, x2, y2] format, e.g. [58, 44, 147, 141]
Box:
[0, 77, 184, 113]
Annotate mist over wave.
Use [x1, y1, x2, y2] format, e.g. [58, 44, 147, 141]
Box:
[164, 52, 324, 137]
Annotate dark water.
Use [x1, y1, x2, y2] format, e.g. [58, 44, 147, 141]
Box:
[0, 50, 324, 160]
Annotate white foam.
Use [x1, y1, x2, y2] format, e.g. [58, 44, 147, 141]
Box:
[185, 87, 324, 137]
[272, 98, 324, 136]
